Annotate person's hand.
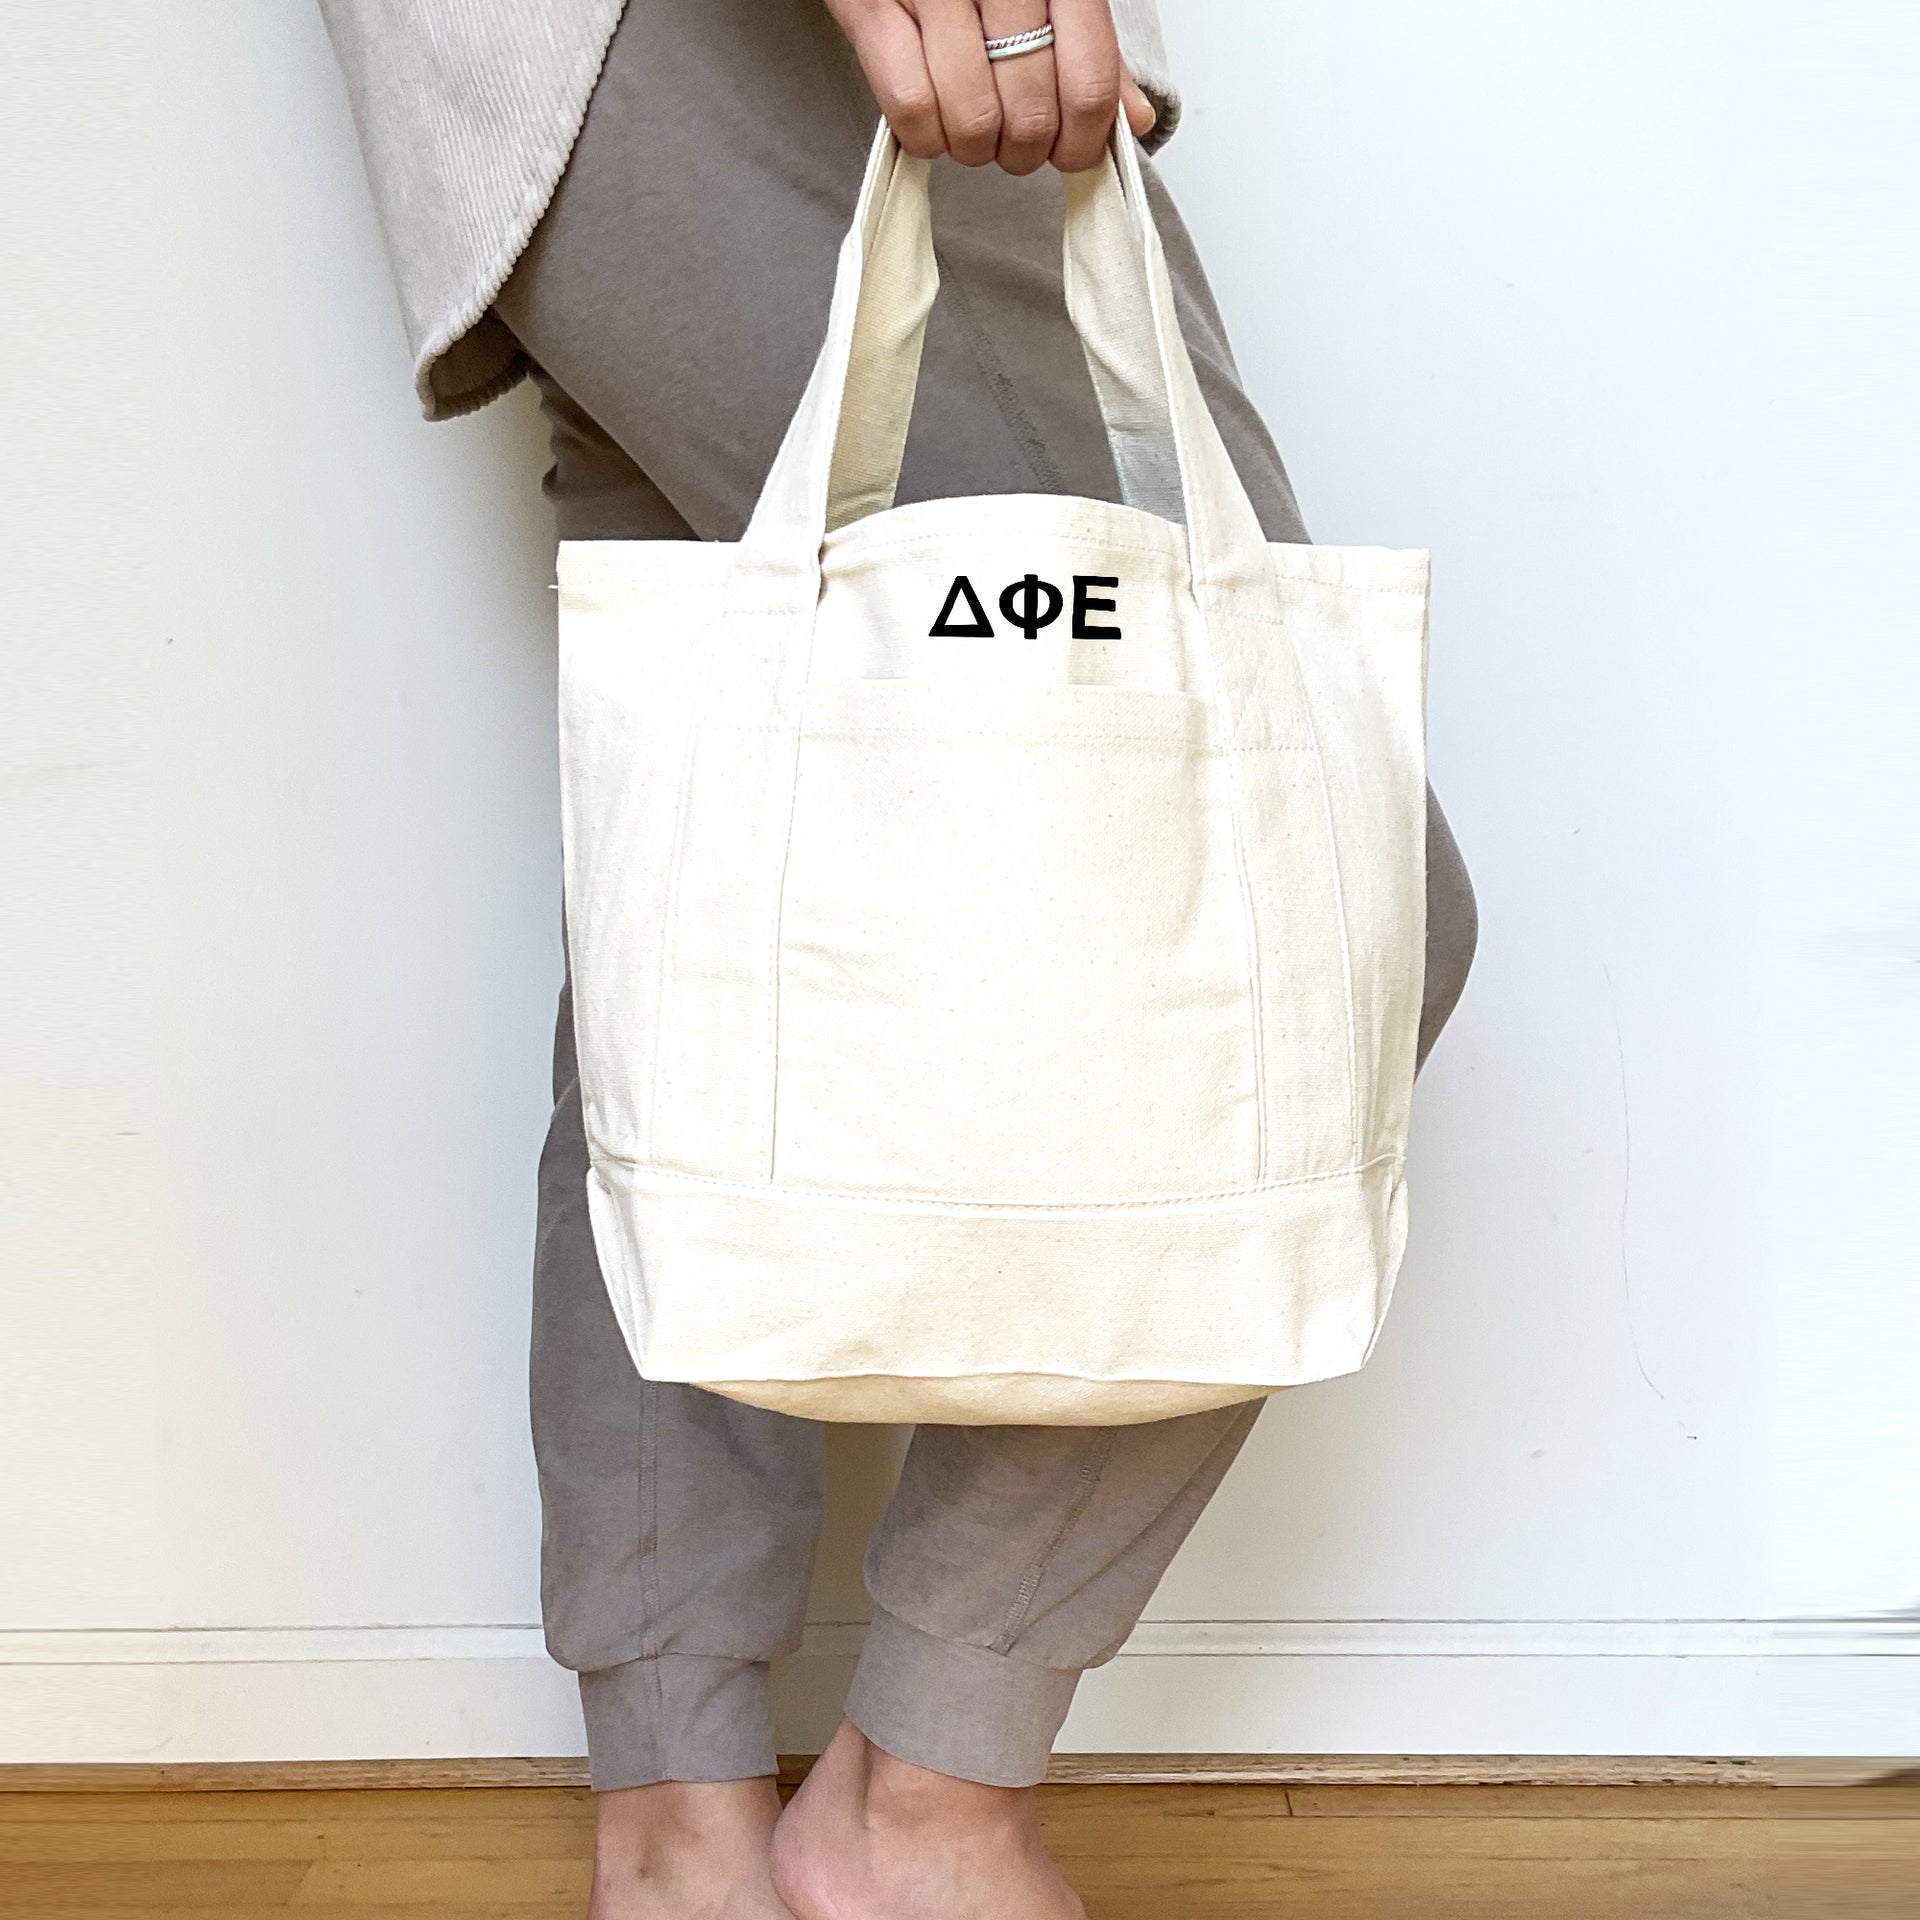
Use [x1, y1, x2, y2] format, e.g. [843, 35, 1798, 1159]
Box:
[825, 1, 1157, 175]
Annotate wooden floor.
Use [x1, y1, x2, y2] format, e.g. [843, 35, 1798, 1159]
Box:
[2, 1778, 1913, 1919]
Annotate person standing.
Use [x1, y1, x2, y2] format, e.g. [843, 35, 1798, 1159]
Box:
[321, 5, 1477, 1915]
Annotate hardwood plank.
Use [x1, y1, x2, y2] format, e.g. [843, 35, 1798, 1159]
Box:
[1037, 1752, 1779, 1788]
[0, 1752, 1794, 1793]
[0, 1760, 594, 1794]
[1762, 1858, 1914, 1920]
[1284, 1783, 1914, 1819]
[5, 1910, 572, 1920]
[0, 1818, 594, 1863]
[1775, 1759, 1920, 1789]
[1072, 1893, 1769, 1920]
[1038, 1779, 1803, 1829]
[0, 1789, 594, 1824]
[0, 1858, 310, 1909]
[290, 1855, 592, 1905]
[1774, 1820, 1920, 1861]
[1049, 1813, 1778, 1862]
[1062, 1863, 1773, 1920]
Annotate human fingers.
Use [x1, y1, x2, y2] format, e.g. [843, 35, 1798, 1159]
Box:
[908, 0, 1003, 166]
[978, 0, 1060, 176]
[1121, 71, 1157, 141]
[1046, 0, 1125, 172]
[826, 0, 945, 159]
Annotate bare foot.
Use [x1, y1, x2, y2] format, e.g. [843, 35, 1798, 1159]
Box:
[590, 1777, 794, 1920]
[771, 1719, 1083, 1920]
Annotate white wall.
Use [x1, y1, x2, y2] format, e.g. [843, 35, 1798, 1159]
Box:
[3, 1, 1913, 1764]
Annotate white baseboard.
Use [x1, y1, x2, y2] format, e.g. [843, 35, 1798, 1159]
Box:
[1, 1619, 1911, 1764]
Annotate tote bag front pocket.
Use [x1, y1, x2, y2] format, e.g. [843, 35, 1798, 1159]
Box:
[772, 678, 1260, 1203]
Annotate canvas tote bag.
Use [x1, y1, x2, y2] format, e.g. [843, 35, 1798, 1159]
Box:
[558, 123, 1429, 1425]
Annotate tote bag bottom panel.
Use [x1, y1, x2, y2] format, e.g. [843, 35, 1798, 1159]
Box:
[697, 1372, 1268, 1426]
[584, 1155, 1409, 1427]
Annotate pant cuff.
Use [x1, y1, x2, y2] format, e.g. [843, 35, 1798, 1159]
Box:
[843, 1607, 1082, 1788]
[577, 1654, 778, 1791]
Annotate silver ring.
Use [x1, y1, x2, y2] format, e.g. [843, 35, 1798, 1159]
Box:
[984, 25, 1055, 61]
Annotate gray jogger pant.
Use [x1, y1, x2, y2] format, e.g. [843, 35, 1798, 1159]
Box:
[494, 0, 1478, 1793]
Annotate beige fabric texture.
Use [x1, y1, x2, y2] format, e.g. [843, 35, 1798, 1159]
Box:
[558, 126, 1431, 1425]
[318, 0, 1180, 419]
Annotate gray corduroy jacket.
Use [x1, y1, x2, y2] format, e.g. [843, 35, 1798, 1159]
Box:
[318, 2, 1180, 419]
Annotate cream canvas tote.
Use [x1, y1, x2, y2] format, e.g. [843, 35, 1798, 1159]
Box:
[558, 124, 1429, 1425]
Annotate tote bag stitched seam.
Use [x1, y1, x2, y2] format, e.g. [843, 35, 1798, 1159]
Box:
[760, 171, 900, 1186]
[642, 612, 721, 1165]
[758, 172, 914, 1185]
[774, 725, 1326, 752]
[1118, 161, 1271, 1182]
[1240, 586, 1428, 605]
[764, 606, 828, 1186]
[1202, 594, 1271, 1184]
[705, 1369, 1294, 1391]
[624, 721, 1230, 741]
[643, 738, 695, 1165]
[1272, 607, 1363, 1164]
[588, 1148, 1403, 1209]
[567, 569, 1425, 603]
[823, 528, 1185, 564]
[1238, 601, 1424, 627]
[785, 726, 1212, 746]
[1115, 276, 1270, 1186]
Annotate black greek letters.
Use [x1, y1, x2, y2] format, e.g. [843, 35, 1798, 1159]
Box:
[929, 573, 1123, 640]
[1072, 574, 1121, 640]
[1000, 573, 1064, 638]
[928, 575, 994, 637]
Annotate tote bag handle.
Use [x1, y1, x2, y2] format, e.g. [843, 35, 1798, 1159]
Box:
[739, 120, 1270, 593]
